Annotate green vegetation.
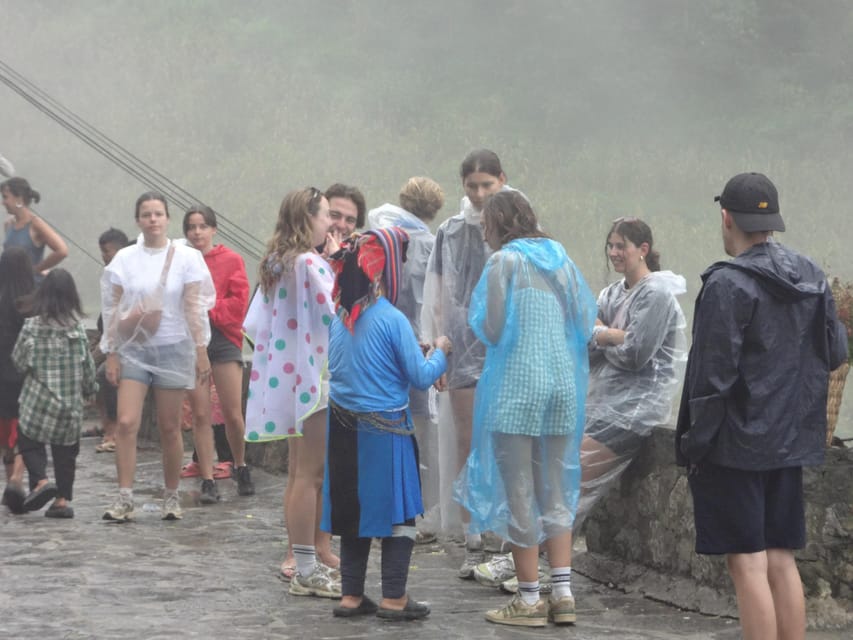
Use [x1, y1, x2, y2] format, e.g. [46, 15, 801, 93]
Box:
[2, 0, 852, 312]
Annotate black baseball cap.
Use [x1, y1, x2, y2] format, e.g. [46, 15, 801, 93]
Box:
[714, 172, 785, 232]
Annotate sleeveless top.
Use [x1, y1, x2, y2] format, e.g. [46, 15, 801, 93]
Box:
[4, 221, 45, 267]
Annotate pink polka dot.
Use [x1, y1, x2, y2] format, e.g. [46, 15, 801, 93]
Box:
[316, 293, 326, 304]
[273, 309, 278, 316]
[305, 333, 311, 344]
[306, 258, 313, 266]
[310, 385, 317, 394]
[283, 362, 295, 374]
[287, 318, 298, 330]
[287, 427, 296, 434]
[250, 370, 260, 381]
[304, 280, 310, 288]
[268, 353, 273, 361]
[296, 375, 302, 385]
[316, 346, 324, 354]
[291, 386, 296, 392]
[256, 343, 265, 352]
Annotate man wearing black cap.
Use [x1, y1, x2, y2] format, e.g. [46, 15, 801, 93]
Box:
[676, 172, 847, 640]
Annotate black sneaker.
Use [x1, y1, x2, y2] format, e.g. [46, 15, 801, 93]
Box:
[235, 465, 255, 496]
[199, 479, 220, 505]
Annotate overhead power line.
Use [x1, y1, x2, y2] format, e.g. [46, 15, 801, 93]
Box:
[0, 58, 266, 262]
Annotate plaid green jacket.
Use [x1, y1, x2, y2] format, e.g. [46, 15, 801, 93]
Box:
[12, 317, 98, 445]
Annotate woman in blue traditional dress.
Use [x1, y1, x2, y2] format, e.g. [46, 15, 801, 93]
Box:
[455, 191, 596, 628]
[322, 227, 451, 620]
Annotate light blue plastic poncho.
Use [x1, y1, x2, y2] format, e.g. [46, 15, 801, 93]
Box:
[454, 237, 596, 546]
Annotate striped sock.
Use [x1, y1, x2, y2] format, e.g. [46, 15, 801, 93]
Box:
[517, 580, 540, 606]
[293, 544, 317, 577]
[551, 566, 572, 599]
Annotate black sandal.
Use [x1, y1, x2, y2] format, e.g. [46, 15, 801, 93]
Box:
[333, 595, 379, 618]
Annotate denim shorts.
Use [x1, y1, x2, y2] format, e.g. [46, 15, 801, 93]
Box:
[208, 326, 243, 364]
[120, 341, 196, 390]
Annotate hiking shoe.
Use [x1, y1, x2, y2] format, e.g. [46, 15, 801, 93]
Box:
[474, 553, 516, 587]
[458, 546, 486, 580]
[161, 493, 183, 520]
[235, 465, 255, 496]
[199, 479, 220, 505]
[500, 571, 552, 594]
[484, 593, 547, 627]
[288, 564, 342, 599]
[548, 594, 577, 625]
[103, 494, 135, 522]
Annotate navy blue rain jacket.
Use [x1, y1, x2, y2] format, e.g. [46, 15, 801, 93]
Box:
[675, 241, 848, 470]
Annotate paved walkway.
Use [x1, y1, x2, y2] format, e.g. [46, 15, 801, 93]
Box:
[0, 432, 844, 639]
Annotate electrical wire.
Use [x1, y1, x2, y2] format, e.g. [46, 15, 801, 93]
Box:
[0, 58, 266, 262]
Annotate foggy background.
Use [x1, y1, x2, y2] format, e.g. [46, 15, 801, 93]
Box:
[2, 0, 852, 435]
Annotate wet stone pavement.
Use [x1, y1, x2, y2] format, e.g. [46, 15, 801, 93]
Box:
[1, 433, 845, 640]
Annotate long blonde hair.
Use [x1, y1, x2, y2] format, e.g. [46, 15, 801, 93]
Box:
[258, 187, 323, 294]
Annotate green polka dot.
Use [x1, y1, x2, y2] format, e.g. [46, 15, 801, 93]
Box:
[322, 315, 331, 326]
[264, 421, 276, 433]
[309, 356, 315, 366]
[278, 287, 287, 299]
[247, 389, 252, 399]
[299, 392, 311, 404]
[247, 431, 259, 441]
[318, 268, 325, 275]
[275, 339, 286, 350]
[263, 295, 270, 304]
[269, 377, 279, 388]
[303, 301, 308, 309]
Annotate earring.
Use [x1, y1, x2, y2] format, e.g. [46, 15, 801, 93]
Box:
[15, 201, 23, 208]
[640, 255, 644, 261]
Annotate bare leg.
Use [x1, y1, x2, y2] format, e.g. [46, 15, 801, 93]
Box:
[187, 381, 215, 481]
[580, 436, 622, 484]
[115, 380, 149, 488]
[766, 548, 805, 640]
[281, 437, 298, 573]
[5, 454, 24, 485]
[512, 544, 541, 583]
[286, 412, 327, 546]
[154, 388, 187, 492]
[727, 551, 778, 640]
[212, 361, 247, 468]
[315, 487, 339, 568]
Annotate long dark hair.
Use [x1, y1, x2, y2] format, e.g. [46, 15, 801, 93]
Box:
[460, 149, 504, 180]
[482, 190, 548, 247]
[18, 268, 85, 326]
[605, 218, 661, 272]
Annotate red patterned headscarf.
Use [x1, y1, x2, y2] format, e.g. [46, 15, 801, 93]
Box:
[329, 227, 409, 332]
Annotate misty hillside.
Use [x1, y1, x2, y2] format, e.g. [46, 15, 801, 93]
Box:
[3, 1, 852, 314]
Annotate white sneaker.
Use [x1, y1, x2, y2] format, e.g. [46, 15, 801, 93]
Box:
[289, 564, 342, 598]
[102, 494, 135, 522]
[161, 493, 183, 520]
[458, 546, 486, 580]
[474, 553, 516, 587]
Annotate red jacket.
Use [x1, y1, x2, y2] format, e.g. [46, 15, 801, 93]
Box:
[204, 244, 249, 349]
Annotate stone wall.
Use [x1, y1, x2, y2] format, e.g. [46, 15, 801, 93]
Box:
[576, 426, 853, 630]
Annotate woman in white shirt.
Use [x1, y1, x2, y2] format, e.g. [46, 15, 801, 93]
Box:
[100, 192, 215, 522]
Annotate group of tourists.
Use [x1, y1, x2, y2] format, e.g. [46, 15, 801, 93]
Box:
[0, 149, 846, 638]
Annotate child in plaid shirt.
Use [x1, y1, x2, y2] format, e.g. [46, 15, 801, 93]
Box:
[12, 269, 97, 518]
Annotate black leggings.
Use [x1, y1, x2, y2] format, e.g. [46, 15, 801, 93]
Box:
[340, 529, 415, 599]
[17, 431, 79, 501]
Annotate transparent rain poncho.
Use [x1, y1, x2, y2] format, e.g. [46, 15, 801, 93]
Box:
[421, 189, 522, 534]
[454, 238, 596, 546]
[100, 238, 215, 385]
[575, 270, 687, 529]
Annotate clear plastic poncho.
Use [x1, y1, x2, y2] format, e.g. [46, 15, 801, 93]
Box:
[454, 238, 597, 546]
[100, 238, 215, 385]
[575, 270, 687, 529]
